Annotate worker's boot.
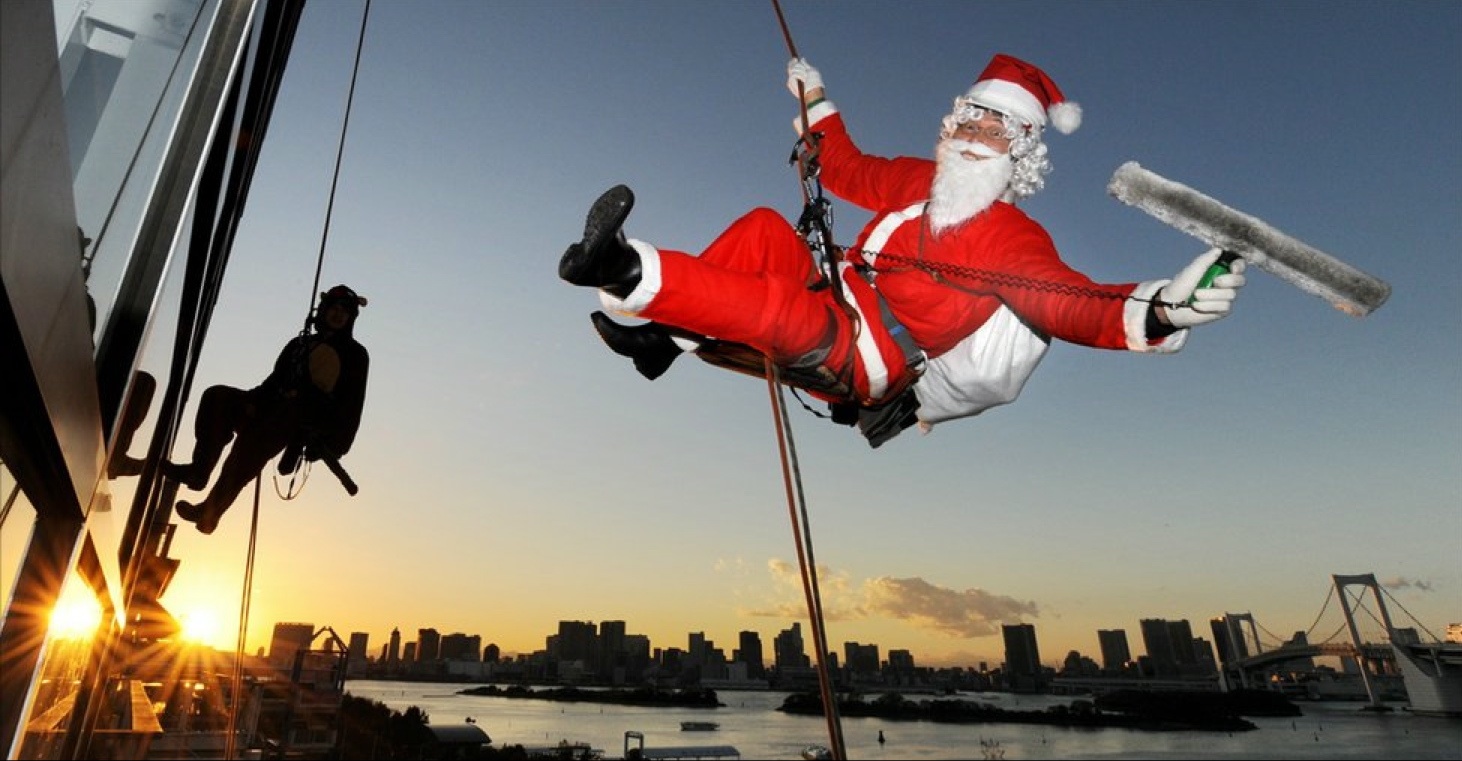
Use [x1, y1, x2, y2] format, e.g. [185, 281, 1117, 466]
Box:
[590, 311, 685, 381]
[559, 184, 641, 298]
[175, 500, 223, 535]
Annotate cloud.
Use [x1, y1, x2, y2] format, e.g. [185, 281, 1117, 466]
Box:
[740, 559, 860, 621]
[1381, 576, 1433, 592]
[862, 577, 1039, 638]
[743, 560, 1039, 639]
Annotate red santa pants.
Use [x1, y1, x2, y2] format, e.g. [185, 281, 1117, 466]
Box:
[634, 208, 910, 403]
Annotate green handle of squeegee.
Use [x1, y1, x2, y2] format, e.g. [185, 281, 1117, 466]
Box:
[1188, 250, 1242, 304]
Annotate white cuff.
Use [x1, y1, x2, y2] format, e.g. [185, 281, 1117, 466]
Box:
[791, 100, 838, 135]
[1126, 280, 1188, 353]
[597, 238, 662, 316]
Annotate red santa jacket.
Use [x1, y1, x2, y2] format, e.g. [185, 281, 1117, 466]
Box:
[803, 105, 1180, 425]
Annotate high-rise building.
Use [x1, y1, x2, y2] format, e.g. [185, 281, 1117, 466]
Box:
[1167, 620, 1198, 667]
[417, 628, 441, 662]
[599, 621, 627, 680]
[1139, 618, 1177, 675]
[688, 632, 708, 667]
[737, 630, 766, 678]
[347, 631, 370, 676]
[774, 623, 810, 669]
[389, 627, 402, 666]
[887, 649, 916, 672]
[555, 621, 598, 663]
[269, 622, 314, 667]
[843, 642, 880, 676]
[1002, 623, 1043, 692]
[1097, 629, 1132, 671]
[440, 633, 481, 661]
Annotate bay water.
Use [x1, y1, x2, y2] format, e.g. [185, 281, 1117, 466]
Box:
[345, 680, 1460, 759]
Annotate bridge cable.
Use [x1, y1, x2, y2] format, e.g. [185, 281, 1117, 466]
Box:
[1378, 587, 1442, 641]
[1297, 584, 1336, 642]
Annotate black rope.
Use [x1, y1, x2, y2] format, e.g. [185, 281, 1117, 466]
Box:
[273, 0, 371, 499]
[303, 0, 372, 333]
[860, 249, 1186, 309]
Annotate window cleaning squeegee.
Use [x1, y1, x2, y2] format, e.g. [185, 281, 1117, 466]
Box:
[1107, 161, 1390, 317]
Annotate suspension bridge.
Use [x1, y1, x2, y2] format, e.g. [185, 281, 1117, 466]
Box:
[1213, 574, 1460, 716]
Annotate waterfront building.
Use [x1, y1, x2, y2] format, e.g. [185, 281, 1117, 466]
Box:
[736, 630, 766, 678]
[440, 632, 481, 662]
[774, 622, 811, 669]
[346, 632, 370, 677]
[1098, 628, 1132, 671]
[1001, 623, 1043, 692]
[270, 622, 316, 668]
[416, 628, 442, 663]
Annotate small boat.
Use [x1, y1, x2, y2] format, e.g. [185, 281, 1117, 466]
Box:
[680, 721, 720, 731]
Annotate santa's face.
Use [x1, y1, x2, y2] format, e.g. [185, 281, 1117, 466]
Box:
[927, 134, 1015, 233]
[949, 112, 1016, 155]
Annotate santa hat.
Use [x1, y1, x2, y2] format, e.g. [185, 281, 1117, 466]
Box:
[963, 54, 1081, 134]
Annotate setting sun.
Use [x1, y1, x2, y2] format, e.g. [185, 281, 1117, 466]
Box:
[49, 585, 101, 640]
[179, 607, 222, 645]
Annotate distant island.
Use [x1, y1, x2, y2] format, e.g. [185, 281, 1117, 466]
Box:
[776, 689, 1302, 732]
[457, 684, 723, 708]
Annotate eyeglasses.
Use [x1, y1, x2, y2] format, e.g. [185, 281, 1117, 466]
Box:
[953, 117, 1016, 143]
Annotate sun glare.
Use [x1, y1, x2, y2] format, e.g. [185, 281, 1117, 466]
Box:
[50, 587, 102, 640]
[179, 607, 222, 646]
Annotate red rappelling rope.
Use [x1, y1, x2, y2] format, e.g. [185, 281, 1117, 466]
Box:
[768, 2, 848, 758]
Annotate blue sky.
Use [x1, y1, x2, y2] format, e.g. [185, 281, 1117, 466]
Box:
[119, 1, 1461, 666]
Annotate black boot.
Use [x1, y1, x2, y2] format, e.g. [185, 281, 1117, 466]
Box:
[558, 185, 642, 298]
[591, 311, 683, 381]
[161, 460, 210, 491]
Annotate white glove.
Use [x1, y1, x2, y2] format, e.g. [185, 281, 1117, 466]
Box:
[787, 57, 824, 98]
[1157, 247, 1247, 329]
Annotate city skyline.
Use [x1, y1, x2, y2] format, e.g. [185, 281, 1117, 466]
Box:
[271, 585, 1423, 674]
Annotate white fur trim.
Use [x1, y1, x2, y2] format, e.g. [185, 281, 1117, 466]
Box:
[912, 305, 1051, 425]
[835, 264, 892, 401]
[1126, 279, 1188, 353]
[964, 79, 1045, 127]
[862, 202, 927, 267]
[1048, 101, 1082, 134]
[792, 99, 839, 135]
[597, 238, 662, 316]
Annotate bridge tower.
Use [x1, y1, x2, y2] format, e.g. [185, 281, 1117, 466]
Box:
[1214, 613, 1261, 690]
[1332, 573, 1397, 709]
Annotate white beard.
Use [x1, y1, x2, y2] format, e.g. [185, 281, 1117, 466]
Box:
[927, 139, 1014, 233]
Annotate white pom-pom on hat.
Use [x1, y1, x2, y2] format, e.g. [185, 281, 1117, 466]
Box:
[1048, 100, 1082, 134]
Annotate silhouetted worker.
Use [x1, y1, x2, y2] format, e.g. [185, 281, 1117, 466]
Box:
[878, 730, 885, 745]
[165, 285, 370, 534]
